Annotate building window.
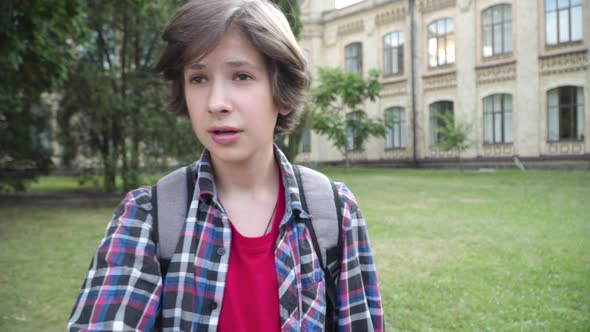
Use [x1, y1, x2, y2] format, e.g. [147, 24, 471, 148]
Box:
[383, 31, 404, 75]
[548, 86, 585, 141]
[303, 48, 311, 65]
[430, 101, 454, 144]
[299, 127, 311, 153]
[482, 4, 512, 57]
[427, 18, 455, 68]
[483, 94, 513, 144]
[346, 111, 363, 151]
[545, 0, 583, 46]
[385, 107, 406, 149]
[345, 42, 362, 73]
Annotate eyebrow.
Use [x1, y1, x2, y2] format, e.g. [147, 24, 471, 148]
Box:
[187, 60, 262, 71]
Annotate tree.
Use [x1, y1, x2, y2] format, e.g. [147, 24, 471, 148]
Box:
[271, 0, 302, 39]
[270, 0, 305, 161]
[58, 0, 200, 193]
[311, 67, 385, 167]
[434, 111, 473, 170]
[0, 0, 85, 191]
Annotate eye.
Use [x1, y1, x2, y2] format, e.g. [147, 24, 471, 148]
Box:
[189, 75, 207, 84]
[234, 73, 253, 81]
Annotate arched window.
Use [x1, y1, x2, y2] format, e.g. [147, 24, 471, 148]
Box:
[545, 0, 583, 46]
[383, 31, 404, 75]
[547, 86, 585, 141]
[483, 94, 513, 144]
[345, 42, 362, 73]
[482, 4, 512, 57]
[427, 18, 454, 67]
[384, 107, 406, 149]
[430, 101, 454, 144]
[346, 111, 363, 151]
[299, 127, 311, 153]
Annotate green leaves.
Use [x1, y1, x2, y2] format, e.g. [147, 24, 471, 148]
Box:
[310, 67, 385, 163]
[0, 0, 86, 191]
[434, 110, 472, 153]
[312, 67, 383, 110]
[270, 0, 302, 39]
[57, 0, 189, 192]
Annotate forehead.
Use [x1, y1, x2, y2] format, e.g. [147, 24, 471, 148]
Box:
[186, 27, 266, 69]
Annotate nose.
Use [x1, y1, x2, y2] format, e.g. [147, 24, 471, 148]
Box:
[207, 79, 232, 114]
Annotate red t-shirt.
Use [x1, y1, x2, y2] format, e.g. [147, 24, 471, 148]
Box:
[218, 173, 285, 332]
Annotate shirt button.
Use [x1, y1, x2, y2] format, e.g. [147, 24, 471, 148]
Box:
[209, 301, 218, 310]
[217, 248, 226, 256]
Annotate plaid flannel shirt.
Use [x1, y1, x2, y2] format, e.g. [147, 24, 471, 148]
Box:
[68, 147, 385, 331]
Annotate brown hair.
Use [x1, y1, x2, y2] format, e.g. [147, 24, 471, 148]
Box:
[156, 0, 309, 135]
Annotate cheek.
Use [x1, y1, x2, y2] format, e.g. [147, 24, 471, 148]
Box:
[184, 91, 206, 135]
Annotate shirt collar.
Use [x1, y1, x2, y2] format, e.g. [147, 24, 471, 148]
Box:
[191, 144, 308, 219]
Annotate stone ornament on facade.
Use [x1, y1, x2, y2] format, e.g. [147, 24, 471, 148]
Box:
[418, 0, 456, 14]
[384, 149, 410, 160]
[427, 147, 459, 159]
[546, 142, 585, 155]
[539, 50, 589, 76]
[375, 6, 407, 26]
[348, 150, 368, 161]
[457, 0, 473, 13]
[423, 72, 457, 92]
[337, 19, 364, 36]
[481, 144, 515, 157]
[476, 62, 517, 85]
[382, 81, 408, 97]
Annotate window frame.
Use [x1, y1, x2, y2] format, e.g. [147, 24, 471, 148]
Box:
[547, 86, 585, 142]
[483, 94, 513, 145]
[346, 111, 364, 151]
[544, 0, 584, 47]
[481, 4, 513, 58]
[345, 42, 363, 73]
[383, 31, 404, 76]
[427, 17, 455, 68]
[429, 101, 454, 145]
[384, 107, 406, 149]
[299, 127, 311, 153]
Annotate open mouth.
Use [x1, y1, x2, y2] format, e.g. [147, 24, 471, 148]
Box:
[213, 129, 238, 135]
[209, 127, 241, 144]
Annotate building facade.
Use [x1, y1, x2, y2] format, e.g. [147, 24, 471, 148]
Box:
[297, 0, 590, 168]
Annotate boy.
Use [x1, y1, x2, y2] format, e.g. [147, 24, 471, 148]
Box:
[68, 0, 384, 331]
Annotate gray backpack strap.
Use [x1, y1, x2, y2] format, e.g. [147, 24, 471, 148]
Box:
[294, 165, 340, 266]
[151, 165, 195, 276]
[293, 165, 343, 332]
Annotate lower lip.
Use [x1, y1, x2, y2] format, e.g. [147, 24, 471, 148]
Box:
[210, 131, 241, 145]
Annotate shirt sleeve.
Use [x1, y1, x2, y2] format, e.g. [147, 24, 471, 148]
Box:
[336, 183, 385, 332]
[68, 187, 162, 332]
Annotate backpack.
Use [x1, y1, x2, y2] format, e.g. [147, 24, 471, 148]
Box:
[150, 164, 343, 331]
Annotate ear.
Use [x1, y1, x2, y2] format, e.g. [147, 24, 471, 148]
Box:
[278, 108, 291, 116]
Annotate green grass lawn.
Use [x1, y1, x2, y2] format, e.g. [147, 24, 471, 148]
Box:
[1, 169, 589, 331]
[27, 174, 163, 193]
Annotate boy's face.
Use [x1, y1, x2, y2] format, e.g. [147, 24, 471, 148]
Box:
[183, 28, 288, 166]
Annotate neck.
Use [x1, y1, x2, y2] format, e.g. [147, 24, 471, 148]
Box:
[212, 146, 278, 196]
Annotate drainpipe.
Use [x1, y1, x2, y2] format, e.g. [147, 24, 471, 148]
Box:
[409, 0, 418, 167]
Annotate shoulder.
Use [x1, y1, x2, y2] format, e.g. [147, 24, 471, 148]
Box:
[294, 165, 360, 212]
[331, 181, 366, 234]
[111, 186, 153, 226]
[333, 181, 360, 213]
[119, 186, 152, 209]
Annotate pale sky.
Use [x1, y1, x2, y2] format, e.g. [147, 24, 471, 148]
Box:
[335, 0, 363, 9]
